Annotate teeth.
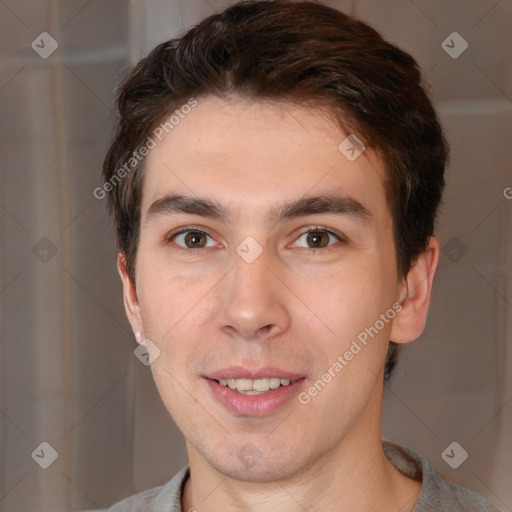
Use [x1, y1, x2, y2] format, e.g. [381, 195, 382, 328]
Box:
[253, 378, 269, 391]
[236, 378, 253, 391]
[217, 377, 293, 393]
[269, 377, 281, 389]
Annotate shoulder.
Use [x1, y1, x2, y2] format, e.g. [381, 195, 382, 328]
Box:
[80, 465, 190, 512]
[383, 440, 501, 512]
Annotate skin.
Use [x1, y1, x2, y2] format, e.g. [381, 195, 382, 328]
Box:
[118, 95, 439, 512]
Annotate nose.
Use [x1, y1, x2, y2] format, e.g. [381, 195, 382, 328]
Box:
[216, 249, 291, 341]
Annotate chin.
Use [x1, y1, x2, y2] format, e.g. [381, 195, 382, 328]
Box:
[215, 462, 299, 483]
[205, 446, 310, 483]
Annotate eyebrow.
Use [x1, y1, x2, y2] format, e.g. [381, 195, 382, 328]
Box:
[145, 193, 373, 226]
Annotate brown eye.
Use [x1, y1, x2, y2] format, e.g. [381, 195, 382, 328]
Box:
[306, 230, 331, 248]
[184, 231, 207, 248]
[292, 228, 343, 250]
[171, 230, 215, 249]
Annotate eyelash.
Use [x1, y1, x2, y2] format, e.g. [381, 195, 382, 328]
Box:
[164, 225, 216, 248]
[164, 225, 346, 252]
[293, 226, 346, 252]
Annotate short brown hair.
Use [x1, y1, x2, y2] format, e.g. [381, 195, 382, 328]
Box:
[102, 0, 448, 382]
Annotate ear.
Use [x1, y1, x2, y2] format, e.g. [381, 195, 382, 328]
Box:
[117, 252, 144, 340]
[389, 236, 440, 344]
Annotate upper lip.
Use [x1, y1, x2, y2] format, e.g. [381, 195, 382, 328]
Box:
[204, 366, 305, 381]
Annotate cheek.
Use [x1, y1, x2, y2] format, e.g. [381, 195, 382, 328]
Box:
[299, 261, 396, 378]
[136, 270, 211, 345]
[299, 260, 388, 327]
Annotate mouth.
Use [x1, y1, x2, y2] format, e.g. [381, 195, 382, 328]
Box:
[203, 367, 306, 416]
[216, 377, 296, 395]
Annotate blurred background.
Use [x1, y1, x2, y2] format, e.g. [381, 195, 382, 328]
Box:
[0, 0, 510, 510]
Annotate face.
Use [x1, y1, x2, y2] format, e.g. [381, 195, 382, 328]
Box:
[120, 96, 411, 482]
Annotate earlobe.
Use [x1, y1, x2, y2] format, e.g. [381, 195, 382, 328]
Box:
[117, 252, 144, 335]
[389, 237, 440, 344]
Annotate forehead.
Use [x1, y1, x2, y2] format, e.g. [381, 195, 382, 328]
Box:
[141, 96, 390, 228]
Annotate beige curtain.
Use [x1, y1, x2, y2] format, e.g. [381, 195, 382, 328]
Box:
[0, 1, 510, 511]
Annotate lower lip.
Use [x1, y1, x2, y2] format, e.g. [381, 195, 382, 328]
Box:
[205, 378, 305, 417]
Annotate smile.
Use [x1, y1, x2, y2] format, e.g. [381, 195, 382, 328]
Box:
[205, 372, 306, 416]
[217, 377, 293, 394]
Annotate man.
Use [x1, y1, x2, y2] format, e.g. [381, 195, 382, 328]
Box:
[90, 1, 500, 510]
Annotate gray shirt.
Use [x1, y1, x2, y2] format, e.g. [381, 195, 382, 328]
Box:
[87, 441, 500, 511]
